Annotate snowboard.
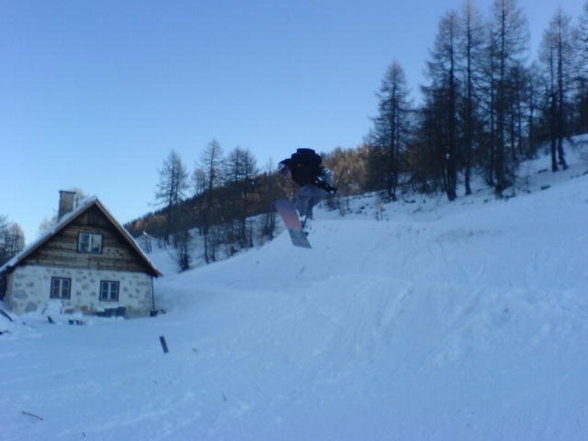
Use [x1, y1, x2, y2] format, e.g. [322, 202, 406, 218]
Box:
[275, 198, 312, 249]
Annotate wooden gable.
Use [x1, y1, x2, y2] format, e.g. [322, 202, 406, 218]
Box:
[4, 198, 161, 277]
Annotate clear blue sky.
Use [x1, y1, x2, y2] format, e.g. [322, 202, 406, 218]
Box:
[1, 0, 584, 243]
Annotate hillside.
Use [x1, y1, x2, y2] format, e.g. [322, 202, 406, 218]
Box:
[2, 140, 588, 441]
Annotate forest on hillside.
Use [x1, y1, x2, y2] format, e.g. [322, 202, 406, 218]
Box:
[124, 0, 588, 270]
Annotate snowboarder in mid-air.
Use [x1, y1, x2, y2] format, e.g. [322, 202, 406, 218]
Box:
[278, 148, 337, 228]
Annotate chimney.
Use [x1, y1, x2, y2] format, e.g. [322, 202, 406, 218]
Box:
[58, 190, 76, 220]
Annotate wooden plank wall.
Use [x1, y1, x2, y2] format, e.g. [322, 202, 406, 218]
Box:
[23, 206, 151, 273]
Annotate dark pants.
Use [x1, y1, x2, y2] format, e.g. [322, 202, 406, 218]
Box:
[295, 184, 326, 220]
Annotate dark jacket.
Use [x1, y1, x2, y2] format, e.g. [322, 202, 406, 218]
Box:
[279, 149, 336, 193]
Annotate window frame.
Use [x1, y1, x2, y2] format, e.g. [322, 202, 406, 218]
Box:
[99, 280, 120, 302]
[77, 232, 103, 254]
[50, 277, 72, 299]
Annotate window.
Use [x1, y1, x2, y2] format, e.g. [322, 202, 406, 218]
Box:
[50, 277, 71, 299]
[100, 280, 120, 302]
[78, 232, 103, 254]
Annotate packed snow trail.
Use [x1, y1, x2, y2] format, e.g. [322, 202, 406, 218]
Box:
[2, 159, 588, 440]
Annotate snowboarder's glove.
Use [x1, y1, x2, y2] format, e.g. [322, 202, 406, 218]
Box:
[315, 178, 337, 194]
[327, 186, 337, 195]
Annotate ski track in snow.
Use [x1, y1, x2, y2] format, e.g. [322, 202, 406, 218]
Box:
[2, 144, 588, 441]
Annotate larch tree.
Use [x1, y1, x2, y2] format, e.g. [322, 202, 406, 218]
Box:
[424, 10, 462, 201]
[540, 8, 575, 171]
[0, 217, 25, 267]
[199, 139, 225, 263]
[368, 61, 412, 201]
[225, 147, 258, 248]
[458, 0, 487, 195]
[573, 1, 588, 134]
[487, 0, 529, 196]
[155, 150, 189, 245]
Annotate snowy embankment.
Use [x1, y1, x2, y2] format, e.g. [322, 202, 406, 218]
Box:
[2, 143, 588, 441]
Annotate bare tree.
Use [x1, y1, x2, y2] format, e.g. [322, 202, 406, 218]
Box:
[540, 8, 575, 171]
[199, 139, 225, 263]
[368, 61, 412, 200]
[488, 0, 529, 195]
[573, 1, 588, 134]
[0, 217, 25, 267]
[200, 139, 224, 194]
[523, 63, 543, 157]
[459, 0, 487, 195]
[425, 10, 461, 201]
[225, 147, 258, 248]
[323, 146, 369, 196]
[155, 150, 189, 244]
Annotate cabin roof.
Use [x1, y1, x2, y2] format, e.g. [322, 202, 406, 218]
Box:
[0, 197, 162, 277]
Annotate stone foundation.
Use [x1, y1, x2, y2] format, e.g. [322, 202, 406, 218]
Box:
[5, 265, 154, 317]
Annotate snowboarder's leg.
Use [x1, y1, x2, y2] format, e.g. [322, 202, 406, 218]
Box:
[295, 186, 312, 219]
[296, 185, 326, 222]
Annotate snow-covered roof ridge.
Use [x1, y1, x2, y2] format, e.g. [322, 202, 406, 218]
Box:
[0, 196, 161, 276]
[0, 196, 97, 273]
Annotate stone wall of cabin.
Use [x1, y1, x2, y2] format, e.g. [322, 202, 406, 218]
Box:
[5, 265, 154, 317]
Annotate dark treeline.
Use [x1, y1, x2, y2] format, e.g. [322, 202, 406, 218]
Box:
[126, 0, 588, 270]
[367, 0, 588, 202]
[126, 143, 300, 269]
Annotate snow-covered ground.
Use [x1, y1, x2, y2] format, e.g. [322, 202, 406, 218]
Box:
[2, 138, 588, 441]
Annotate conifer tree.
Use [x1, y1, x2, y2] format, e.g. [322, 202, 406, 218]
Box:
[540, 8, 575, 171]
[199, 139, 224, 263]
[458, 0, 486, 195]
[573, 1, 588, 134]
[155, 150, 189, 244]
[225, 147, 258, 248]
[368, 62, 412, 200]
[425, 10, 461, 201]
[487, 0, 529, 195]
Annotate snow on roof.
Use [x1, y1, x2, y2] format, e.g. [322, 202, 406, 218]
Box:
[0, 196, 161, 277]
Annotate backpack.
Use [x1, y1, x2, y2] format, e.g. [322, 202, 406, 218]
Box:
[288, 149, 323, 186]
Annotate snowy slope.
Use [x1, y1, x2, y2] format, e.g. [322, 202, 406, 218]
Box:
[2, 145, 588, 441]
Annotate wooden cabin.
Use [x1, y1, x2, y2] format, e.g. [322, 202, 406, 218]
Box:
[0, 192, 162, 317]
